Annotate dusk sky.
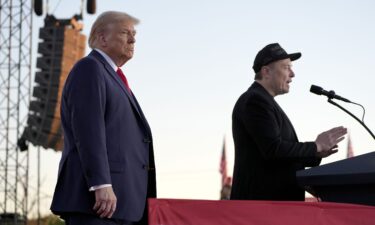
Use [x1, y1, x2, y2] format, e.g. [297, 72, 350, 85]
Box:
[26, 0, 375, 216]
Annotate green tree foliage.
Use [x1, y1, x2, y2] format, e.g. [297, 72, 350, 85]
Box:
[27, 214, 64, 225]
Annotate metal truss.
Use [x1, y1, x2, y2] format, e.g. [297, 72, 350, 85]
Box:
[0, 0, 32, 224]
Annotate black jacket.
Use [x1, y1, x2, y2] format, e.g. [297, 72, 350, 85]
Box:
[230, 82, 320, 201]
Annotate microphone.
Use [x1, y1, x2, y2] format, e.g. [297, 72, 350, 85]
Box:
[310, 85, 351, 103]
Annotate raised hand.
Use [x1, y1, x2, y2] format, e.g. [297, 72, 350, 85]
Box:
[315, 126, 347, 158]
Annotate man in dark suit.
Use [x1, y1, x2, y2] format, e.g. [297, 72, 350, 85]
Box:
[230, 43, 347, 201]
[50, 11, 156, 225]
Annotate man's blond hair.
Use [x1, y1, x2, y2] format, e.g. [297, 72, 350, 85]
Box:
[88, 11, 139, 48]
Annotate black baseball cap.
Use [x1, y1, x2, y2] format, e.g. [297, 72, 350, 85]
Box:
[252, 43, 301, 73]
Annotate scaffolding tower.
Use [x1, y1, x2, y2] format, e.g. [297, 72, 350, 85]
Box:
[0, 0, 32, 224]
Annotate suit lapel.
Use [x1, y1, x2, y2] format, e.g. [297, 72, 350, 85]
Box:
[89, 51, 148, 131]
[252, 82, 299, 141]
[105, 63, 141, 112]
[132, 94, 152, 136]
[105, 66, 151, 135]
[273, 100, 299, 141]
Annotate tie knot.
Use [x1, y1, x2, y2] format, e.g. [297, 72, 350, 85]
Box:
[116, 68, 124, 76]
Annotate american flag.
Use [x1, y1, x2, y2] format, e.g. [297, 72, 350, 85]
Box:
[219, 138, 228, 186]
[346, 133, 354, 158]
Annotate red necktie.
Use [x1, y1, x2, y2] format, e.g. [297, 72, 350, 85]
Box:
[116, 68, 131, 93]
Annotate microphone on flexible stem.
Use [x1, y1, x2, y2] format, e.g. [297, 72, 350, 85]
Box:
[310, 85, 351, 103]
[310, 84, 375, 140]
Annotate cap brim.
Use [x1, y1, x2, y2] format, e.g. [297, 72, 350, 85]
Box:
[253, 52, 302, 73]
[288, 52, 302, 61]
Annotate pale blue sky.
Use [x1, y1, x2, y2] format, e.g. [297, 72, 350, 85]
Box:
[28, 0, 375, 216]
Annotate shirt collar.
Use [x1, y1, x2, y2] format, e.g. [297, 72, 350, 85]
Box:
[94, 48, 118, 72]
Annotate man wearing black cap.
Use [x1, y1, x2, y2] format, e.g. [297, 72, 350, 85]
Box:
[230, 43, 347, 201]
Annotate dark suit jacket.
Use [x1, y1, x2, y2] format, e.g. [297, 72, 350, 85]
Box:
[230, 82, 320, 201]
[50, 50, 156, 222]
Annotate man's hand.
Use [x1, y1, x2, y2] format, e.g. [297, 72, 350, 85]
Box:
[93, 186, 117, 218]
[315, 126, 347, 158]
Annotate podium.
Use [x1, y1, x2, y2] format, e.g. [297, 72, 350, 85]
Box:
[297, 151, 375, 206]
